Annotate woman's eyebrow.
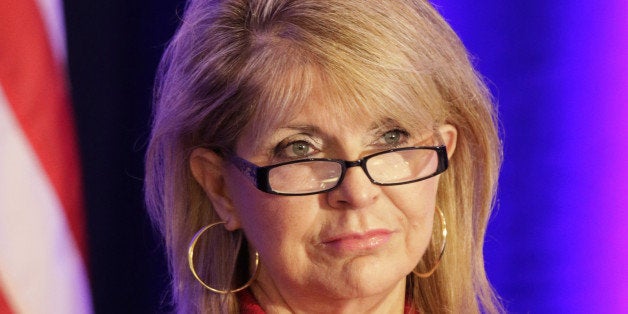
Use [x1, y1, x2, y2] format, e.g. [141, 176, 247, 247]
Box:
[278, 120, 403, 139]
[279, 124, 321, 133]
[367, 118, 402, 132]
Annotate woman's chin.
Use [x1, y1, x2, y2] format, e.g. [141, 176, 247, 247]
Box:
[307, 258, 410, 300]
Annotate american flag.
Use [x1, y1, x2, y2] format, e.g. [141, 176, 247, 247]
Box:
[0, 0, 92, 312]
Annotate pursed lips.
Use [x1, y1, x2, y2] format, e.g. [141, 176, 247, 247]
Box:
[319, 229, 394, 252]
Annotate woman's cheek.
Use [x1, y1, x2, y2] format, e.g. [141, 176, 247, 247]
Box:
[240, 195, 317, 252]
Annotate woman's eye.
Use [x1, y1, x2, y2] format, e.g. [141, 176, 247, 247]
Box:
[381, 129, 407, 145]
[274, 140, 316, 159]
[289, 141, 311, 157]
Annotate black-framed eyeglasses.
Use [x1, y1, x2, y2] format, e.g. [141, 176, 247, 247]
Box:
[228, 145, 449, 196]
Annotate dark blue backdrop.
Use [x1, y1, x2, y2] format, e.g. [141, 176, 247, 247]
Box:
[436, 1, 628, 312]
[65, 0, 628, 312]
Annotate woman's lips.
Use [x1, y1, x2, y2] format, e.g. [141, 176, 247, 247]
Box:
[321, 229, 393, 253]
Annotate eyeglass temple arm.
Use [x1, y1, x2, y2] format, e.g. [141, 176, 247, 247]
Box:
[228, 155, 273, 192]
[436, 146, 449, 173]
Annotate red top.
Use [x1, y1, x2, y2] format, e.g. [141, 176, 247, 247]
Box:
[238, 289, 266, 314]
[238, 289, 418, 313]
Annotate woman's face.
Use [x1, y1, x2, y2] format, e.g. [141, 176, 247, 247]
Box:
[193, 97, 456, 310]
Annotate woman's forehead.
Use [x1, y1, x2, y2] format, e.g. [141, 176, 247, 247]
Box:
[238, 90, 435, 153]
[236, 60, 440, 149]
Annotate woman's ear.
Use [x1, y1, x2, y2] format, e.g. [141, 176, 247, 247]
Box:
[438, 124, 458, 159]
[189, 148, 241, 230]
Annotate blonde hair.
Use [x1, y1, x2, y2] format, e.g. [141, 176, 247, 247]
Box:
[145, 0, 503, 312]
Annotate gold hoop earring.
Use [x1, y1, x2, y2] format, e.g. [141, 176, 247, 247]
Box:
[187, 221, 260, 294]
[412, 208, 447, 278]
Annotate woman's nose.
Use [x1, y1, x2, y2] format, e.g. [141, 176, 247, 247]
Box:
[326, 166, 380, 209]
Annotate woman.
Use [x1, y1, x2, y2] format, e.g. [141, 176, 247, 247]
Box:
[145, 0, 503, 313]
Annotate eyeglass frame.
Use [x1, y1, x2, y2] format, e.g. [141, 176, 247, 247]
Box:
[227, 145, 449, 196]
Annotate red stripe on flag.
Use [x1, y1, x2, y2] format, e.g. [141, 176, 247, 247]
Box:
[0, 292, 13, 314]
[0, 0, 87, 261]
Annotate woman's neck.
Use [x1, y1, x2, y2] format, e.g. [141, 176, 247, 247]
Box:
[249, 276, 407, 314]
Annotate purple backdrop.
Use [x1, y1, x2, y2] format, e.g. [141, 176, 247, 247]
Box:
[437, 0, 628, 312]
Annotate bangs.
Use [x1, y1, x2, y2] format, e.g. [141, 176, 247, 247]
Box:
[240, 44, 444, 149]
[230, 0, 453, 150]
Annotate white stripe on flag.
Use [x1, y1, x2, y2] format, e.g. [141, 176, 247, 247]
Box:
[0, 86, 92, 314]
[34, 0, 67, 63]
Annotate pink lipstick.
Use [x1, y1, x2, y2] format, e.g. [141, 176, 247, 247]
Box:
[322, 229, 392, 253]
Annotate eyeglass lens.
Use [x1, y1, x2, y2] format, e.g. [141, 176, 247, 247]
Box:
[367, 148, 436, 184]
[269, 160, 342, 194]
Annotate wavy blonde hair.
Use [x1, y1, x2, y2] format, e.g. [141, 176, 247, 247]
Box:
[145, 0, 503, 312]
